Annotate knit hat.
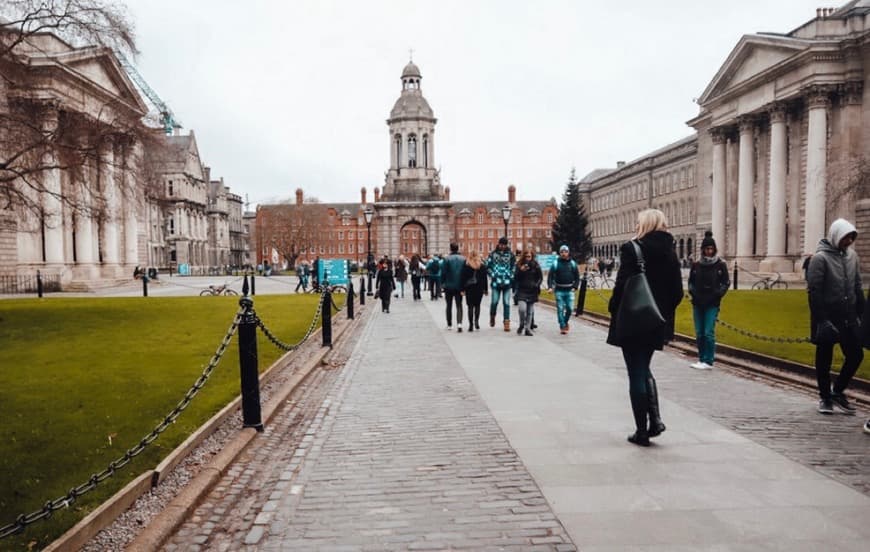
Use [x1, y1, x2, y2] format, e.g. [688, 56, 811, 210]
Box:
[701, 231, 717, 253]
[498, 236, 509, 245]
[559, 245, 569, 253]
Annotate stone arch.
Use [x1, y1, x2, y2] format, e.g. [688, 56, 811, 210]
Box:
[400, 220, 427, 256]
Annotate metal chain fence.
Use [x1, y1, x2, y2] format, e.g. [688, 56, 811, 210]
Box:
[257, 293, 326, 352]
[0, 308, 245, 540]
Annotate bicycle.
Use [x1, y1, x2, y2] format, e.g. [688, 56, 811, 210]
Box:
[199, 284, 239, 296]
[585, 272, 614, 289]
[306, 282, 348, 294]
[751, 272, 789, 290]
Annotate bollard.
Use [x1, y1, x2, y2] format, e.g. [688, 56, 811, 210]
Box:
[237, 290, 264, 431]
[250, 272, 256, 296]
[322, 288, 333, 347]
[733, 262, 738, 290]
[142, 274, 149, 297]
[36, 270, 43, 298]
[359, 275, 366, 305]
[575, 272, 588, 316]
[347, 282, 355, 319]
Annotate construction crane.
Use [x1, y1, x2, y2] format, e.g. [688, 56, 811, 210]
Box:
[114, 51, 183, 135]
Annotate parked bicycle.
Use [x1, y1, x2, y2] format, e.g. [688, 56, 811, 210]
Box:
[306, 282, 348, 294]
[585, 271, 614, 289]
[751, 272, 789, 290]
[199, 284, 239, 296]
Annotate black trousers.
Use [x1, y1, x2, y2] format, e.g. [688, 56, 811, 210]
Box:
[815, 326, 864, 399]
[444, 289, 463, 326]
[466, 291, 483, 327]
[411, 276, 422, 299]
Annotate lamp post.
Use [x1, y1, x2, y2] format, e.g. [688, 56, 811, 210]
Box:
[502, 204, 512, 244]
[364, 206, 375, 295]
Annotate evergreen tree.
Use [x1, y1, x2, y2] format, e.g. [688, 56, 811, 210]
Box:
[550, 167, 592, 260]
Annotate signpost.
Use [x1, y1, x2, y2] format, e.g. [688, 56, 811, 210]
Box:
[317, 259, 350, 285]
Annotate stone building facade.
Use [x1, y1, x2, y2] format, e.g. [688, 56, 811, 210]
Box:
[0, 28, 248, 287]
[254, 63, 557, 267]
[689, 1, 870, 272]
[581, 136, 699, 263]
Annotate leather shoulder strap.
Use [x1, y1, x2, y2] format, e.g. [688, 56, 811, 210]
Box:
[630, 240, 646, 272]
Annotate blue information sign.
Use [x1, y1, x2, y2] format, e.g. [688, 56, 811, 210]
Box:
[318, 259, 350, 285]
[178, 263, 190, 276]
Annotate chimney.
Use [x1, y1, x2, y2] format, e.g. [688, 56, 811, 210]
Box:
[374, 187, 380, 202]
[203, 165, 211, 184]
[817, 8, 822, 17]
[295, 188, 303, 205]
[508, 184, 516, 204]
[361, 186, 367, 205]
[617, 161, 626, 168]
[445, 186, 451, 201]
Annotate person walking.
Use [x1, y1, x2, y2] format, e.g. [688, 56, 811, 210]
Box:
[487, 237, 516, 331]
[441, 243, 467, 331]
[807, 218, 864, 415]
[394, 255, 408, 299]
[547, 245, 580, 334]
[375, 259, 395, 313]
[462, 250, 488, 332]
[294, 262, 309, 293]
[687, 231, 730, 369]
[427, 254, 442, 300]
[606, 209, 683, 447]
[409, 254, 423, 300]
[514, 249, 542, 336]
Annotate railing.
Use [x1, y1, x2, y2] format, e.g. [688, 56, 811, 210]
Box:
[0, 273, 61, 294]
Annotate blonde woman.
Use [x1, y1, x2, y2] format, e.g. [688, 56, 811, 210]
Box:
[606, 209, 683, 446]
[462, 250, 489, 332]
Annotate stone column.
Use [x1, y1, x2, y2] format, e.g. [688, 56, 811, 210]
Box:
[100, 136, 121, 278]
[41, 107, 65, 267]
[122, 138, 139, 270]
[804, 88, 830, 254]
[761, 104, 790, 272]
[710, 128, 727, 248]
[736, 117, 756, 263]
[73, 153, 99, 280]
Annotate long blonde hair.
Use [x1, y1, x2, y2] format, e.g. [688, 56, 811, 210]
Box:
[467, 249, 483, 270]
[635, 209, 668, 239]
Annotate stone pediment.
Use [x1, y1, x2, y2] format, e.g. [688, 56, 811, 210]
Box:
[698, 35, 810, 104]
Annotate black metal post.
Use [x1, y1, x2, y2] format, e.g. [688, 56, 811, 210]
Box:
[366, 220, 374, 296]
[359, 275, 366, 305]
[347, 282, 355, 319]
[503, 221, 508, 240]
[36, 270, 43, 298]
[250, 272, 256, 296]
[142, 275, 149, 297]
[237, 291, 263, 431]
[575, 272, 588, 316]
[322, 288, 333, 347]
[733, 262, 738, 290]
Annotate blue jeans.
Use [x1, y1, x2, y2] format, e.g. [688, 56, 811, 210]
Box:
[554, 289, 574, 328]
[692, 305, 719, 365]
[490, 286, 511, 320]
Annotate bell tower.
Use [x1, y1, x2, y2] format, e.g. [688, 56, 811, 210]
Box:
[381, 61, 445, 202]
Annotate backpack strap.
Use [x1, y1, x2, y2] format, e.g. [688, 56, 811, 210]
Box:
[630, 240, 646, 273]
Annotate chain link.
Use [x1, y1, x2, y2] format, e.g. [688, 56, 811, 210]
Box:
[257, 293, 325, 351]
[716, 318, 811, 343]
[0, 309, 244, 540]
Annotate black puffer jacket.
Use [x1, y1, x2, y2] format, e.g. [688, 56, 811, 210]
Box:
[688, 257, 730, 308]
[607, 231, 683, 349]
[514, 260, 542, 303]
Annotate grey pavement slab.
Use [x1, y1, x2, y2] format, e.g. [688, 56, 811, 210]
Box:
[429, 299, 870, 550]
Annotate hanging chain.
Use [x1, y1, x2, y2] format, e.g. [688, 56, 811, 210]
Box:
[0, 309, 244, 540]
[716, 318, 811, 343]
[257, 294, 325, 352]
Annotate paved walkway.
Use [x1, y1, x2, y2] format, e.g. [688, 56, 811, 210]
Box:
[168, 295, 870, 551]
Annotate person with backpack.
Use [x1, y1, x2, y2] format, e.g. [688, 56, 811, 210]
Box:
[441, 243, 467, 331]
[426, 254, 442, 300]
[462, 250, 488, 332]
[687, 231, 730, 369]
[547, 245, 580, 334]
[409, 254, 424, 300]
[487, 237, 516, 331]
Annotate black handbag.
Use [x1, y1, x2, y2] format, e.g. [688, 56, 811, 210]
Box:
[614, 241, 666, 341]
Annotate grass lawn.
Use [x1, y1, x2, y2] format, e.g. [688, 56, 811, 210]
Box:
[549, 288, 867, 380]
[0, 294, 336, 550]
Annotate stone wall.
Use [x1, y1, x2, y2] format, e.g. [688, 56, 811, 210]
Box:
[0, 214, 17, 275]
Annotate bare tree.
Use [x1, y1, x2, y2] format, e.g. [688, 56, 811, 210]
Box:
[0, 0, 150, 219]
[257, 199, 326, 268]
[826, 154, 870, 220]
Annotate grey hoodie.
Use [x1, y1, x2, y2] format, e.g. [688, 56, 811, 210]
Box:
[807, 218, 864, 325]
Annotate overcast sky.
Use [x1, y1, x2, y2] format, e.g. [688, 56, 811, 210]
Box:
[124, 0, 826, 208]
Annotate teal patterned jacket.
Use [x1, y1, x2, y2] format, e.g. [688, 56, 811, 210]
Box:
[486, 249, 516, 289]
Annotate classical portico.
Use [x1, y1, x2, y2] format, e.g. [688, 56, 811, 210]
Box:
[690, 3, 870, 273]
[375, 61, 452, 257]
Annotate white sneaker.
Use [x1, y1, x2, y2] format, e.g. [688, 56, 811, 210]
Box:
[700, 362, 713, 370]
[691, 361, 711, 370]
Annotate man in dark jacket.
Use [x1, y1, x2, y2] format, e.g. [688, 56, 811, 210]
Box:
[807, 218, 864, 415]
[547, 245, 580, 334]
[688, 231, 730, 369]
[441, 243, 467, 331]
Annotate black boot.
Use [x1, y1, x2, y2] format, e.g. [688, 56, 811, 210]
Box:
[647, 376, 666, 438]
[628, 393, 650, 447]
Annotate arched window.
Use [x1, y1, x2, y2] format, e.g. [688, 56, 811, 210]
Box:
[407, 134, 417, 168]
[422, 134, 429, 168]
[394, 134, 402, 168]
